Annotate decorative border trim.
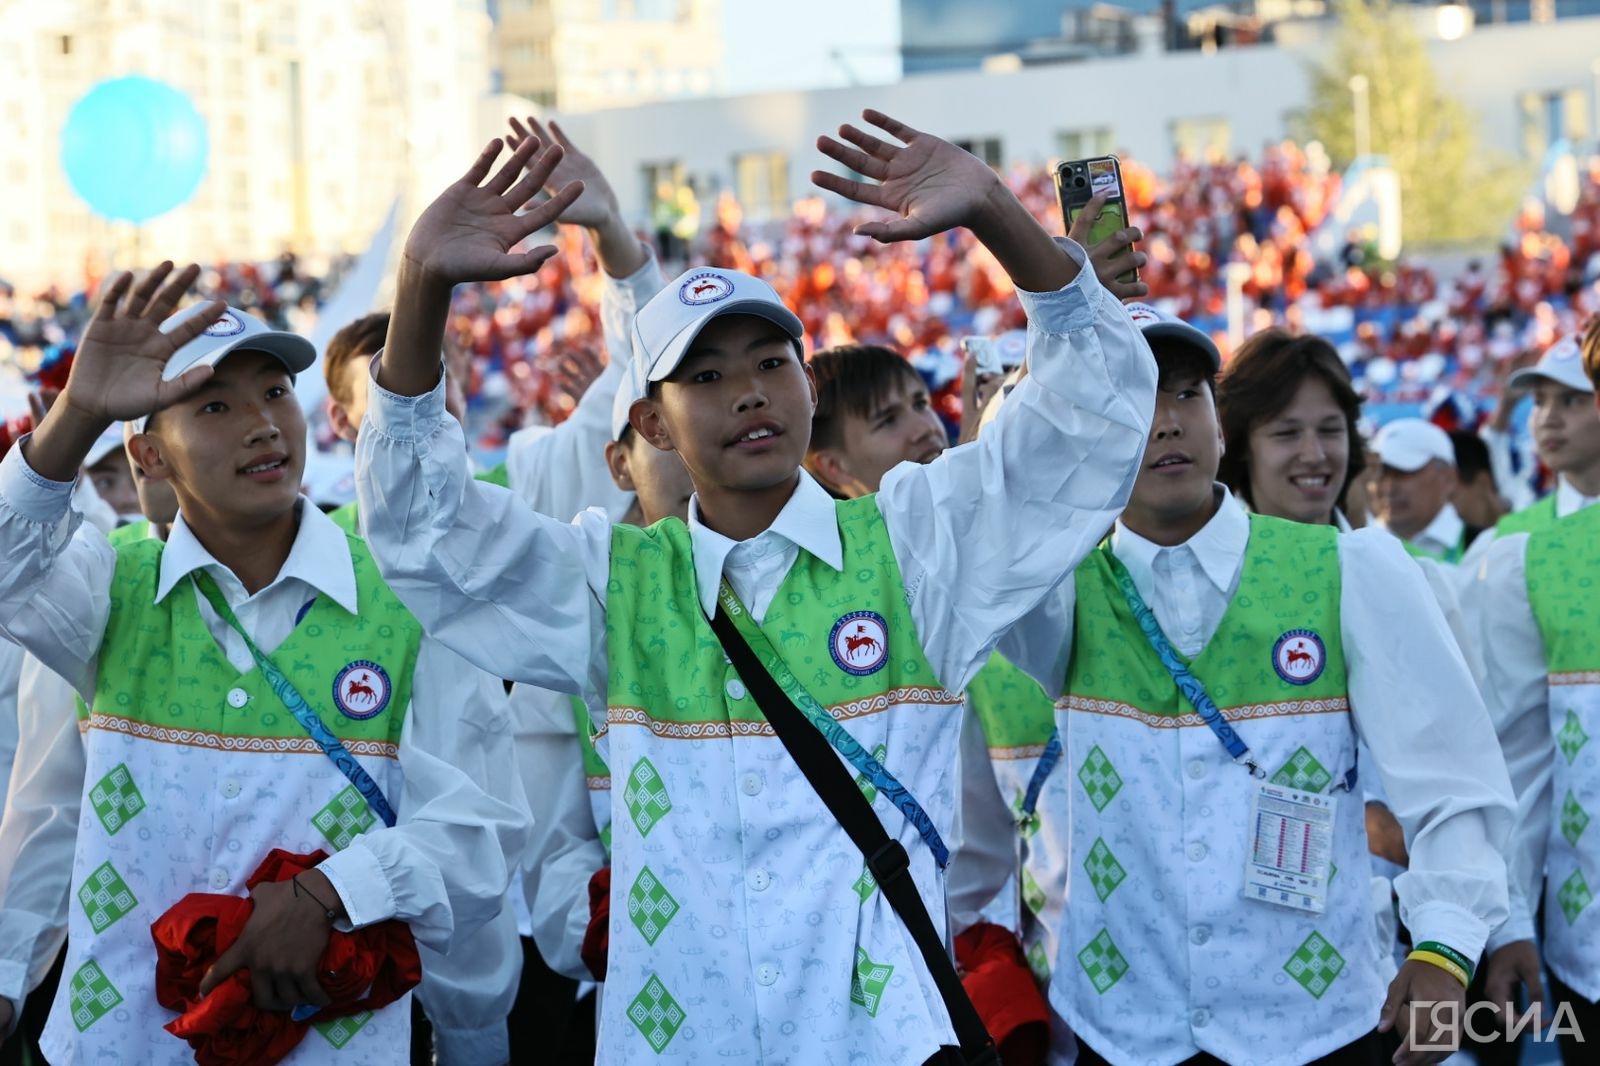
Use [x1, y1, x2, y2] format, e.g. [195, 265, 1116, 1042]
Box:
[1551, 672, 1600, 687]
[586, 775, 612, 791]
[1056, 694, 1350, 730]
[987, 743, 1052, 761]
[605, 685, 963, 740]
[81, 713, 400, 759]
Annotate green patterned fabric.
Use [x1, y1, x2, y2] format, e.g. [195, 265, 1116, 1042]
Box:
[1494, 493, 1559, 539]
[90, 534, 418, 747]
[1526, 504, 1600, 676]
[107, 520, 151, 546]
[328, 503, 360, 535]
[966, 652, 1056, 751]
[477, 462, 511, 488]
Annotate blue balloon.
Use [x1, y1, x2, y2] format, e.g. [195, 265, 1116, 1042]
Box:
[60, 76, 209, 224]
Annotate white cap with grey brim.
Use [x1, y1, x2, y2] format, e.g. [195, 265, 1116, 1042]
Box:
[1372, 417, 1455, 473]
[1508, 334, 1591, 394]
[1123, 302, 1222, 371]
[630, 268, 804, 386]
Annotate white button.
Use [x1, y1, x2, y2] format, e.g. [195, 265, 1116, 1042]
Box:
[1187, 842, 1207, 863]
[1186, 759, 1206, 780]
[756, 963, 778, 986]
[726, 679, 748, 701]
[1189, 925, 1210, 946]
[226, 688, 250, 709]
[740, 773, 763, 796]
[749, 868, 771, 892]
[1191, 1008, 1211, 1028]
[220, 778, 241, 799]
[210, 867, 230, 890]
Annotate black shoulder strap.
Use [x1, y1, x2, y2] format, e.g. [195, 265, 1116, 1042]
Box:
[707, 602, 999, 1066]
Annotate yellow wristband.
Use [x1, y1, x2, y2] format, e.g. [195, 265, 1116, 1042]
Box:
[1407, 949, 1470, 988]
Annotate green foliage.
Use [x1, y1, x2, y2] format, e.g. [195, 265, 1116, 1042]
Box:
[1306, 0, 1526, 246]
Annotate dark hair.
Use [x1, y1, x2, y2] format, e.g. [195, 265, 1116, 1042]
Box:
[1216, 329, 1367, 516]
[806, 344, 924, 454]
[1153, 344, 1217, 394]
[1449, 429, 1494, 485]
[1584, 316, 1600, 392]
[323, 312, 391, 407]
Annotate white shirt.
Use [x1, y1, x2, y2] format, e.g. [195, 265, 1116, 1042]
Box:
[0, 640, 20, 813]
[1384, 499, 1467, 562]
[1458, 476, 1598, 572]
[1002, 489, 1514, 959]
[0, 467, 530, 1031]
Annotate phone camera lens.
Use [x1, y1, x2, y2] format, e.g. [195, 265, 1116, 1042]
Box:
[1074, 177, 1087, 188]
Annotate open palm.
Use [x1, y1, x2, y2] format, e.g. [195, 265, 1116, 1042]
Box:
[403, 136, 584, 287]
[811, 109, 1003, 243]
[507, 116, 620, 230]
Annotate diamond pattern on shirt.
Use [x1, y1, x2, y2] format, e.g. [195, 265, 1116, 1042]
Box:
[1084, 838, 1127, 902]
[850, 947, 894, 1017]
[1559, 869, 1593, 925]
[1026, 940, 1051, 983]
[1562, 792, 1591, 848]
[854, 743, 889, 804]
[624, 758, 672, 837]
[1558, 710, 1589, 763]
[852, 864, 877, 902]
[1271, 746, 1332, 793]
[1022, 868, 1047, 915]
[88, 763, 145, 836]
[628, 866, 679, 945]
[627, 974, 686, 1053]
[1077, 746, 1123, 812]
[1077, 928, 1129, 994]
[77, 861, 137, 934]
[1284, 932, 1345, 999]
[68, 960, 122, 1032]
[315, 1010, 373, 1049]
[312, 786, 377, 852]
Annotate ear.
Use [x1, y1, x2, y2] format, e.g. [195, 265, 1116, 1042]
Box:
[128, 433, 176, 484]
[807, 448, 853, 496]
[803, 362, 819, 415]
[630, 397, 676, 453]
[326, 396, 358, 444]
[604, 440, 635, 493]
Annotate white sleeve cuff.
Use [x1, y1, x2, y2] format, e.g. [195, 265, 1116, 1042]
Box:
[317, 839, 397, 930]
[0, 440, 78, 524]
[430, 1020, 511, 1066]
[1400, 900, 1490, 966]
[1012, 237, 1100, 334]
[364, 354, 448, 444]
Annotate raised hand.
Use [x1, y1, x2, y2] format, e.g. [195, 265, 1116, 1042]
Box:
[811, 109, 1007, 244]
[508, 116, 621, 230]
[63, 263, 224, 423]
[1068, 192, 1150, 302]
[401, 136, 584, 288]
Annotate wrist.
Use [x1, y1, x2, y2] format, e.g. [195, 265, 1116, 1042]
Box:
[22, 397, 111, 483]
[1409, 941, 1474, 988]
[590, 218, 647, 278]
[293, 870, 347, 924]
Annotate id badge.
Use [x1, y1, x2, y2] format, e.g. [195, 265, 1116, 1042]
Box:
[1243, 783, 1337, 914]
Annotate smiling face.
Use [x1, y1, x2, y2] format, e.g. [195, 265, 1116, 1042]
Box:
[1122, 353, 1224, 543]
[1530, 380, 1600, 489]
[1245, 375, 1351, 525]
[128, 349, 306, 529]
[634, 314, 816, 497]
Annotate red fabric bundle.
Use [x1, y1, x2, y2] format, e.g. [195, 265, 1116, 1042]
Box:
[955, 922, 1050, 1066]
[150, 849, 421, 1066]
[580, 866, 611, 981]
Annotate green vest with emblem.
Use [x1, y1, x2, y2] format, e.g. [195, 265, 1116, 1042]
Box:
[1525, 502, 1600, 997]
[1055, 515, 1382, 1065]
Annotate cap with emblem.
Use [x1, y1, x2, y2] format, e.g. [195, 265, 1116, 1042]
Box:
[1508, 334, 1591, 394]
[133, 305, 317, 431]
[1123, 302, 1221, 371]
[1373, 417, 1455, 473]
[611, 356, 649, 442]
[631, 268, 804, 385]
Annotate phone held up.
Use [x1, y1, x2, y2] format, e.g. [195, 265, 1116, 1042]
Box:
[1055, 156, 1139, 286]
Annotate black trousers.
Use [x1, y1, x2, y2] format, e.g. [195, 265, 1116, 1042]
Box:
[1076, 1028, 1394, 1066]
[1545, 970, 1600, 1066]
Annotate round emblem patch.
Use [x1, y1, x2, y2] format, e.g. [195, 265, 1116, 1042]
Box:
[678, 272, 734, 306]
[203, 310, 248, 337]
[830, 611, 889, 676]
[1272, 630, 1326, 686]
[333, 661, 391, 720]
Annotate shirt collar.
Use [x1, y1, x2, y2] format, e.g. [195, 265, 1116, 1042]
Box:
[154, 501, 360, 613]
[1556, 476, 1597, 518]
[1410, 501, 1464, 553]
[686, 470, 845, 615]
[1110, 485, 1250, 600]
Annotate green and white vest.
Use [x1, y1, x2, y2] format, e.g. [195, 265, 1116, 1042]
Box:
[44, 534, 421, 1066]
[572, 696, 613, 855]
[966, 653, 1066, 985]
[1053, 516, 1382, 1066]
[597, 495, 964, 1066]
[1495, 493, 1558, 539]
[1526, 503, 1600, 1000]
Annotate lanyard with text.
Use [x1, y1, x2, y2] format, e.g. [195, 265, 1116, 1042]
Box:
[193, 572, 398, 828]
[716, 580, 949, 869]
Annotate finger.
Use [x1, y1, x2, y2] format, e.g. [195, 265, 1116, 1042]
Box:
[547, 119, 577, 152]
[811, 168, 888, 208]
[199, 942, 244, 997]
[816, 136, 888, 181]
[515, 179, 583, 234]
[461, 139, 505, 189]
[1526, 965, 1548, 1021]
[26, 392, 46, 425]
[506, 144, 567, 206]
[837, 123, 897, 164]
[855, 216, 932, 244]
[91, 273, 133, 322]
[507, 115, 530, 148]
[1112, 279, 1151, 300]
[145, 264, 203, 323]
[160, 299, 227, 349]
[508, 246, 561, 280]
[1067, 193, 1109, 244]
[485, 135, 541, 197]
[289, 969, 331, 1008]
[1378, 976, 1406, 1032]
[155, 364, 216, 410]
[527, 116, 556, 151]
[123, 261, 175, 318]
[862, 108, 921, 144]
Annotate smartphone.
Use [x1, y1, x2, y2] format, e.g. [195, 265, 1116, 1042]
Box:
[1055, 155, 1138, 285]
[960, 332, 1027, 377]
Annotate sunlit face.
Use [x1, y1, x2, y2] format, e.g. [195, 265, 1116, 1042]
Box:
[814, 375, 946, 498]
[1245, 375, 1350, 525]
[1370, 460, 1456, 540]
[1530, 380, 1600, 482]
[1124, 365, 1223, 535]
[121, 420, 179, 526]
[607, 430, 695, 526]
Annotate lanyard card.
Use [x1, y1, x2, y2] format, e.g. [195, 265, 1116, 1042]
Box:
[1244, 783, 1337, 914]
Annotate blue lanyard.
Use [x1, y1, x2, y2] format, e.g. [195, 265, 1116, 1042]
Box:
[194, 572, 398, 828]
[1019, 729, 1063, 821]
[717, 581, 949, 868]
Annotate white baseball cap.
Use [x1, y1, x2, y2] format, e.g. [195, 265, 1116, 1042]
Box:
[1373, 417, 1455, 473]
[133, 304, 317, 431]
[631, 268, 804, 385]
[611, 356, 649, 442]
[1508, 334, 1592, 394]
[84, 422, 128, 468]
[1124, 302, 1221, 371]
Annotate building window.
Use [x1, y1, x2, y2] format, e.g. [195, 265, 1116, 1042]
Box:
[59, 34, 72, 55]
[1520, 89, 1590, 159]
[734, 151, 790, 221]
[643, 160, 687, 215]
[954, 137, 1003, 168]
[1057, 128, 1114, 162]
[1171, 117, 1231, 162]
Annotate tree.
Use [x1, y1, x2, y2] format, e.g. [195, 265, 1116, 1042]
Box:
[1306, 0, 1525, 247]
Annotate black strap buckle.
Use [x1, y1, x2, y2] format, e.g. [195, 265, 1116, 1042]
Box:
[867, 840, 911, 887]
